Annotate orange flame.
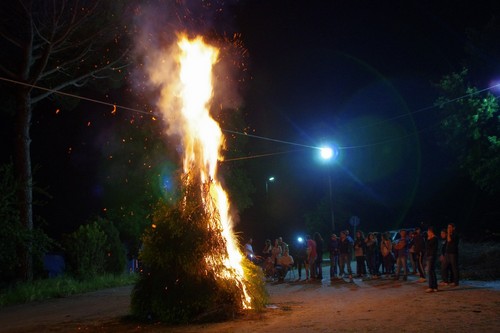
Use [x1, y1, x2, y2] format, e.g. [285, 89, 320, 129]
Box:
[152, 33, 252, 308]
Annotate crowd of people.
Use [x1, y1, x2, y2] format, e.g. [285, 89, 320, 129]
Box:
[244, 223, 460, 293]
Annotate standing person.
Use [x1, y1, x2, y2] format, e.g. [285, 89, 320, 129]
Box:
[380, 232, 394, 278]
[443, 223, 460, 287]
[425, 226, 438, 292]
[393, 229, 409, 281]
[408, 231, 417, 274]
[354, 231, 367, 278]
[328, 233, 340, 280]
[314, 232, 324, 280]
[345, 230, 354, 244]
[294, 237, 307, 281]
[439, 229, 452, 285]
[365, 233, 379, 279]
[414, 227, 426, 282]
[338, 231, 353, 281]
[305, 235, 317, 280]
[345, 230, 354, 262]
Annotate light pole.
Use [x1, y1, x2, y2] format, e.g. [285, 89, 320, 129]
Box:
[265, 176, 275, 197]
[320, 146, 338, 232]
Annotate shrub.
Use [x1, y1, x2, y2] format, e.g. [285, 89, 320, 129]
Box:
[0, 162, 22, 285]
[63, 222, 107, 279]
[458, 241, 500, 280]
[96, 217, 127, 275]
[0, 162, 52, 286]
[131, 175, 267, 324]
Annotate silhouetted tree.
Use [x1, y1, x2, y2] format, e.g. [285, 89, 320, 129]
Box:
[0, 0, 130, 280]
[435, 69, 500, 194]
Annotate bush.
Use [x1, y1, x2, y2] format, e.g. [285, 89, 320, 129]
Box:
[96, 217, 127, 275]
[63, 222, 107, 279]
[131, 175, 267, 324]
[0, 162, 22, 285]
[458, 241, 500, 280]
[0, 162, 52, 286]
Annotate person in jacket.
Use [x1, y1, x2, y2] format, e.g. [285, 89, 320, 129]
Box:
[393, 229, 409, 281]
[338, 231, 353, 281]
[425, 226, 438, 292]
[328, 233, 340, 280]
[353, 230, 367, 278]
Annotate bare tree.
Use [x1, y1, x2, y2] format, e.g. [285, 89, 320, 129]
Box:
[0, 0, 129, 280]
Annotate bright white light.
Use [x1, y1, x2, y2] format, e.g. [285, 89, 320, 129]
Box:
[268, 176, 275, 182]
[320, 147, 333, 160]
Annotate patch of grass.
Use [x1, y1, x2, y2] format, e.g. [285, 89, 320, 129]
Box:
[459, 241, 500, 280]
[0, 273, 137, 307]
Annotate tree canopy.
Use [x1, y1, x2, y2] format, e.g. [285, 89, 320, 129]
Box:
[435, 69, 500, 194]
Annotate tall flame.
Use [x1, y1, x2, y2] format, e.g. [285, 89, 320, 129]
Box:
[153, 34, 251, 308]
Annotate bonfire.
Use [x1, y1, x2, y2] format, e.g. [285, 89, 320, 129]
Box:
[131, 34, 266, 323]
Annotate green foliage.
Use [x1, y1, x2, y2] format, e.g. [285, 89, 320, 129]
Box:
[0, 162, 53, 286]
[0, 162, 22, 284]
[221, 165, 255, 212]
[131, 174, 266, 324]
[106, 204, 150, 260]
[95, 217, 127, 275]
[303, 197, 333, 237]
[456, 242, 500, 281]
[241, 257, 268, 311]
[63, 222, 108, 280]
[217, 106, 256, 212]
[435, 69, 500, 193]
[0, 273, 137, 307]
[98, 115, 179, 259]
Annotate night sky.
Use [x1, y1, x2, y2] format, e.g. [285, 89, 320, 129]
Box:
[1, 0, 499, 244]
[232, 0, 500, 240]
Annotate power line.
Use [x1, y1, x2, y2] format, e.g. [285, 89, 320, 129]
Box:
[349, 82, 500, 131]
[1, 75, 498, 155]
[0, 76, 328, 151]
[222, 129, 321, 150]
[0, 76, 156, 117]
[222, 149, 306, 162]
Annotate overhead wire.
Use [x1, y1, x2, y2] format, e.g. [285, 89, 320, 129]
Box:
[347, 82, 500, 131]
[0, 76, 156, 117]
[222, 149, 306, 162]
[1, 75, 498, 158]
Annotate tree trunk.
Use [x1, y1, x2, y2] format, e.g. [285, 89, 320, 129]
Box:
[14, 88, 33, 281]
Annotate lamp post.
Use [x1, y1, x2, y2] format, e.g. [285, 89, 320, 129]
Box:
[265, 176, 275, 197]
[320, 146, 338, 232]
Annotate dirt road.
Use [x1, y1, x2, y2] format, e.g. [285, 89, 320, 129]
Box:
[0, 286, 132, 333]
[1, 272, 499, 333]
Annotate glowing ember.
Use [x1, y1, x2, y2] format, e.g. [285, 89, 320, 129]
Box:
[152, 34, 252, 308]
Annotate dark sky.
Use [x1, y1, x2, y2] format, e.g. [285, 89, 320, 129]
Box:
[230, 0, 500, 240]
[2, 0, 499, 243]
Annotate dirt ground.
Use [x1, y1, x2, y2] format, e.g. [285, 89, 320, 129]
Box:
[1, 268, 500, 333]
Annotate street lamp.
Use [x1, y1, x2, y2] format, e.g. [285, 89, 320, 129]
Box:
[320, 145, 339, 231]
[265, 176, 275, 196]
[320, 147, 333, 159]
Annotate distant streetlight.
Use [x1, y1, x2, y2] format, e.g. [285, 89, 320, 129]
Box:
[320, 147, 333, 159]
[320, 145, 339, 231]
[265, 176, 275, 196]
